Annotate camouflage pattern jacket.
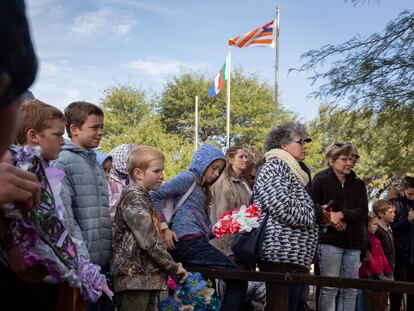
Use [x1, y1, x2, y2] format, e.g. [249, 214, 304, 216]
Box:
[110, 184, 179, 292]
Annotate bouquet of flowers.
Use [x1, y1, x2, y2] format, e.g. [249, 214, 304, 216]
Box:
[3, 146, 112, 302]
[159, 273, 220, 311]
[212, 204, 261, 239]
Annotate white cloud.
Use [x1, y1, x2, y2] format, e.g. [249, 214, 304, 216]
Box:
[70, 7, 137, 37]
[125, 58, 210, 79]
[31, 59, 102, 111]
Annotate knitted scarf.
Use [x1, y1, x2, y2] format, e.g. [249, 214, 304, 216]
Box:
[265, 148, 309, 186]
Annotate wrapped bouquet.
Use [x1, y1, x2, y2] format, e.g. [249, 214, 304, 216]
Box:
[159, 273, 220, 311]
[3, 146, 112, 302]
[212, 204, 261, 238]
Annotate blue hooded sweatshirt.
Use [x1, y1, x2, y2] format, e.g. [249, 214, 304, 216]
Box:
[151, 144, 225, 239]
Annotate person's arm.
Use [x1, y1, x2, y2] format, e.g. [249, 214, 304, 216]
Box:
[60, 183, 89, 260]
[150, 172, 194, 234]
[211, 179, 236, 256]
[391, 202, 413, 233]
[122, 192, 179, 276]
[254, 161, 315, 228]
[341, 181, 368, 224]
[53, 157, 90, 259]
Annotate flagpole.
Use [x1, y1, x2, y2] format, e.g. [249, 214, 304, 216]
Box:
[226, 50, 231, 148]
[274, 6, 280, 128]
[194, 96, 199, 151]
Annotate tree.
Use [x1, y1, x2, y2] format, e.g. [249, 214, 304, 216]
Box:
[159, 68, 296, 152]
[306, 103, 414, 199]
[99, 85, 193, 179]
[293, 10, 414, 111]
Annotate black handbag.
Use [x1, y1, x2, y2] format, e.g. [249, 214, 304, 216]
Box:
[231, 213, 269, 265]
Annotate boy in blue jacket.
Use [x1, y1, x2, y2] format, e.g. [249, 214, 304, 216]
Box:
[52, 102, 112, 308]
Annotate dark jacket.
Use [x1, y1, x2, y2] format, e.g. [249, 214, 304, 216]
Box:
[390, 196, 414, 264]
[311, 168, 368, 250]
[375, 220, 395, 271]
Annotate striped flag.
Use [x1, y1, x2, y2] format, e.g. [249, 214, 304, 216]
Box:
[229, 20, 276, 48]
[208, 57, 228, 97]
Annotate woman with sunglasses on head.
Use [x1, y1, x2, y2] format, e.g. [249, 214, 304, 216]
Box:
[253, 123, 320, 311]
[312, 143, 368, 311]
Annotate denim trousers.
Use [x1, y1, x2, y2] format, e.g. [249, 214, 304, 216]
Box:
[318, 244, 361, 311]
[171, 237, 247, 311]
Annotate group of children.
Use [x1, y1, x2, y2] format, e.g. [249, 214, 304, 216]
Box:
[2, 98, 237, 311]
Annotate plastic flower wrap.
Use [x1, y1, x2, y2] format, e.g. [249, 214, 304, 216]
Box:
[159, 272, 220, 311]
[3, 146, 112, 302]
[212, 204, 261, 238]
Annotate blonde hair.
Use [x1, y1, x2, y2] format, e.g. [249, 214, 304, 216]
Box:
[127, 145, 165, 176]
[367, 211, 378, 224]
[372, 199, 395, 217]
[15, 99, 65, 145]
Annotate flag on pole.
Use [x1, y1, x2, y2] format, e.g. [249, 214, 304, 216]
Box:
[229, 20, 276, 48]
[208, 57, 228, 97]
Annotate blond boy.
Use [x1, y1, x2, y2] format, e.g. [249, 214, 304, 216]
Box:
[111, 145, 187, 311]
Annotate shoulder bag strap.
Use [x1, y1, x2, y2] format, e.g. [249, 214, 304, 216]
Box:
[169, 179, 197, 223]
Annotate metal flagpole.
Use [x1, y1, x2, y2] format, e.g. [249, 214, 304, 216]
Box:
[226, 51, 231, 148]
[194, 96, 198, 151]
[274, 6, 280, 128]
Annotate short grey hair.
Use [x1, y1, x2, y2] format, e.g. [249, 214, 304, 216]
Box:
[265, 122, 308, 151]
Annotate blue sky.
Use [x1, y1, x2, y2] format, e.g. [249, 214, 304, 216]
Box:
[27, 0, 413, 121]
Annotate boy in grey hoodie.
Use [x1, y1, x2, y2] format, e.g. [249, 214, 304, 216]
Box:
[52, 102, 112, 269]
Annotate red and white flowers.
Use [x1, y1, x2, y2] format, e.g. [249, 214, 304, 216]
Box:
[212, 204, 261, 238]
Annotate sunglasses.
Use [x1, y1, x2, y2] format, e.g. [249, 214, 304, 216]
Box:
[293, 138, 312, 145]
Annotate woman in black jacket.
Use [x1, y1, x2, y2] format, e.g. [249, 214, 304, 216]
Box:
[312, 143, 368, 311]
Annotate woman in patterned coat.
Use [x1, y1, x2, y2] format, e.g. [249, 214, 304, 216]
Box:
[253, 123, 321, 311]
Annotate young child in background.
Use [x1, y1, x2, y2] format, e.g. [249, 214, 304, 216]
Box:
[111, 145, 187, 311]
[373, 199, 396, 311]
[95, 150, 113, 178]
[52, 101, 112, 309]
[107, 144, 135, 222]
[358, 212, 393, 311]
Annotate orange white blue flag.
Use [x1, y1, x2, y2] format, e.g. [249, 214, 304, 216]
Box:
[229, 20, 276, 48]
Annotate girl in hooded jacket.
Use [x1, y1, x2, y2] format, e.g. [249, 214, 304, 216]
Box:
[151, 144, 247, 311]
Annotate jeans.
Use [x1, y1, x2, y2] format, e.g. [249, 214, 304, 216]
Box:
[259, 261, 309, 311]
[172, 237, 247, 311]
[318, 244, 361, 311]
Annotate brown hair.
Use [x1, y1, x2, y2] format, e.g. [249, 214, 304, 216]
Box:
[225, 146, 245, 177]
[372, 200, 395, 217]
[127, 145, 165, 177]
[15, 99, 65, 145]
[401, 176, 414, 190]
[328, 142, 353, 162]
[64, 101, 103, 138]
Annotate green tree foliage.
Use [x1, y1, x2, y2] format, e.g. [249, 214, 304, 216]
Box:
[306, 103, 414, 199]
[293, 10, 414, 111]
[159, 68, 296, 152]
[99, 85, 193, 179]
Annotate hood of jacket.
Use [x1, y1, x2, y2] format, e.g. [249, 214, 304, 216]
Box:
[62, 141, 97, 160]
[189, 144, 226, 180]
[95, 150, 112, 166]
[109, 143, 134, 176]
